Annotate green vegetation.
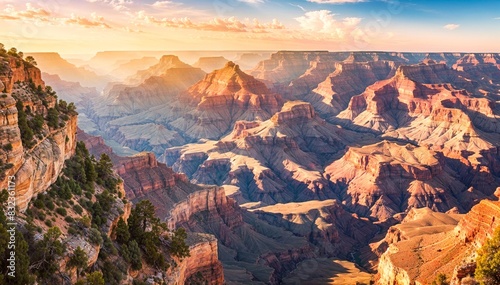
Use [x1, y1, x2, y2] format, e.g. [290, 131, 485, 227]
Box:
[0, 87, 190, 283]
[0, 190, 35, 284]
[475, 228, 500, 285]
[432, 273, 450, 285]
[68, 246, 89, 277]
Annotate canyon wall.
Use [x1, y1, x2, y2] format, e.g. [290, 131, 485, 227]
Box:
[0, 56, 77, 211]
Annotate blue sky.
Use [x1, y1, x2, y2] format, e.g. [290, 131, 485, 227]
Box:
[0, 0, 498, 53]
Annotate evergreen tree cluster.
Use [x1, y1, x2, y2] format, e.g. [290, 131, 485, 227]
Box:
[12, 81, 77, 149]
[114, 200, 191, 273]
[0, 142, 124, 284]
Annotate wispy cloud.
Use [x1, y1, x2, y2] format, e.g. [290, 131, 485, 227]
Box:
[135, 11, 284, 33]
[495, 17, 500, 20]
[290, 3, 307, 11]
[64, 12, 111, 28]
[0, 3, 51, 21]
[151, 1, 181, 8]
[443, 23, 459, 30]
[87, 0, 133, 11]
[307, 0, 367, 4]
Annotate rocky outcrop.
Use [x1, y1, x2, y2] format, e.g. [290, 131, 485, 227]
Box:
[14, 114, 77, 210]
[325, 141, 471, 220]
[306, 60, 397, 116]
[0, 57, 77, 211]
[0, 56, 44, 93]
[193, 56, 230, 72]
[454, 199, 500, 248]
[251, 199, 379, 258]
[169, 61, 283, 139]
[249, 51, 348, 84]
[166, 185, 315, 284]
[164, 101, 376, 205]
[376, 201, 500, 285]
[126, 55, 193, 85]
[166, 233, 225, 285]
[25, 52, 110, 89]
[110, 56, 158, 80]
[270, 101, 315, 124]
[114, 152, 194, 202]
[166, 186, 243, 230]
[286, 59, 337, 97]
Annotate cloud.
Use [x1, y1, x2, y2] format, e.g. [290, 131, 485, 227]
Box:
[64, 13, 111, 28]
[495, 17, 500, 20]
[87, 0, 133, 11]
[290, 3, 307, 11]
[151, 1, 180, 8]
[443, 23, 459, 30]
[295, 10, 361, 33]
[135, 11, 285, 33]
[307, 0, 367, 3]
[0, 3, 51, 21]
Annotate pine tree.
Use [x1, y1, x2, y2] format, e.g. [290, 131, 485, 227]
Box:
[85, 156, 97, 184]
[114, 218, 130, 244]
[475, 228, 500, 285]
[169, 228, 190, 259]
[68, 246, 88, 277]
[127, 240, 142, 271]
[85, 272, 105, 285]
[31, 227, 65, 280]
[7, 232, 35, 284]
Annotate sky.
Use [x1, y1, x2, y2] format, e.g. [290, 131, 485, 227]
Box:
[0, 0, 499, 55]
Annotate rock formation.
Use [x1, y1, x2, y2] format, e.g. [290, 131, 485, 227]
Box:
[125, 55, 193, 85]
[110, 56, 159, 80]
[164, 101, 376, 205]
[193, 56, 230, 72]
[96, 64, 205, 118]
[376, 200, 500, 285]
[249, 51, 348, 84]
[25, 52, 111, 89]
[324, 141, 476, 220]
[306, 61, 397, 116]
[0, 55, 77, 211]
[251, 199, 379, 258]
[169, 61, 283, 139]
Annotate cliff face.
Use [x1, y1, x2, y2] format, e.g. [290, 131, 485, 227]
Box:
[252, 199, 379, 258]
[248, 51, 349, 84]
[376, 201, 500, 285]
[168, 61, 283, 140]
[192, 56, 229, 73]
[166, 186, 243, 229]
[165, 185, 315, 284]
[166, 233, 225, 285]
[0, 56, 45, 93]
[0, 56, 77, 211]
[125, 55, 193, 85]
[78, 131, 225, 284]
[14, 114, 77, 211]
[306, 60, 397, 116]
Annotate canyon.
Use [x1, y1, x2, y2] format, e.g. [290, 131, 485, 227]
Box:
[5, 49, 500, 284]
